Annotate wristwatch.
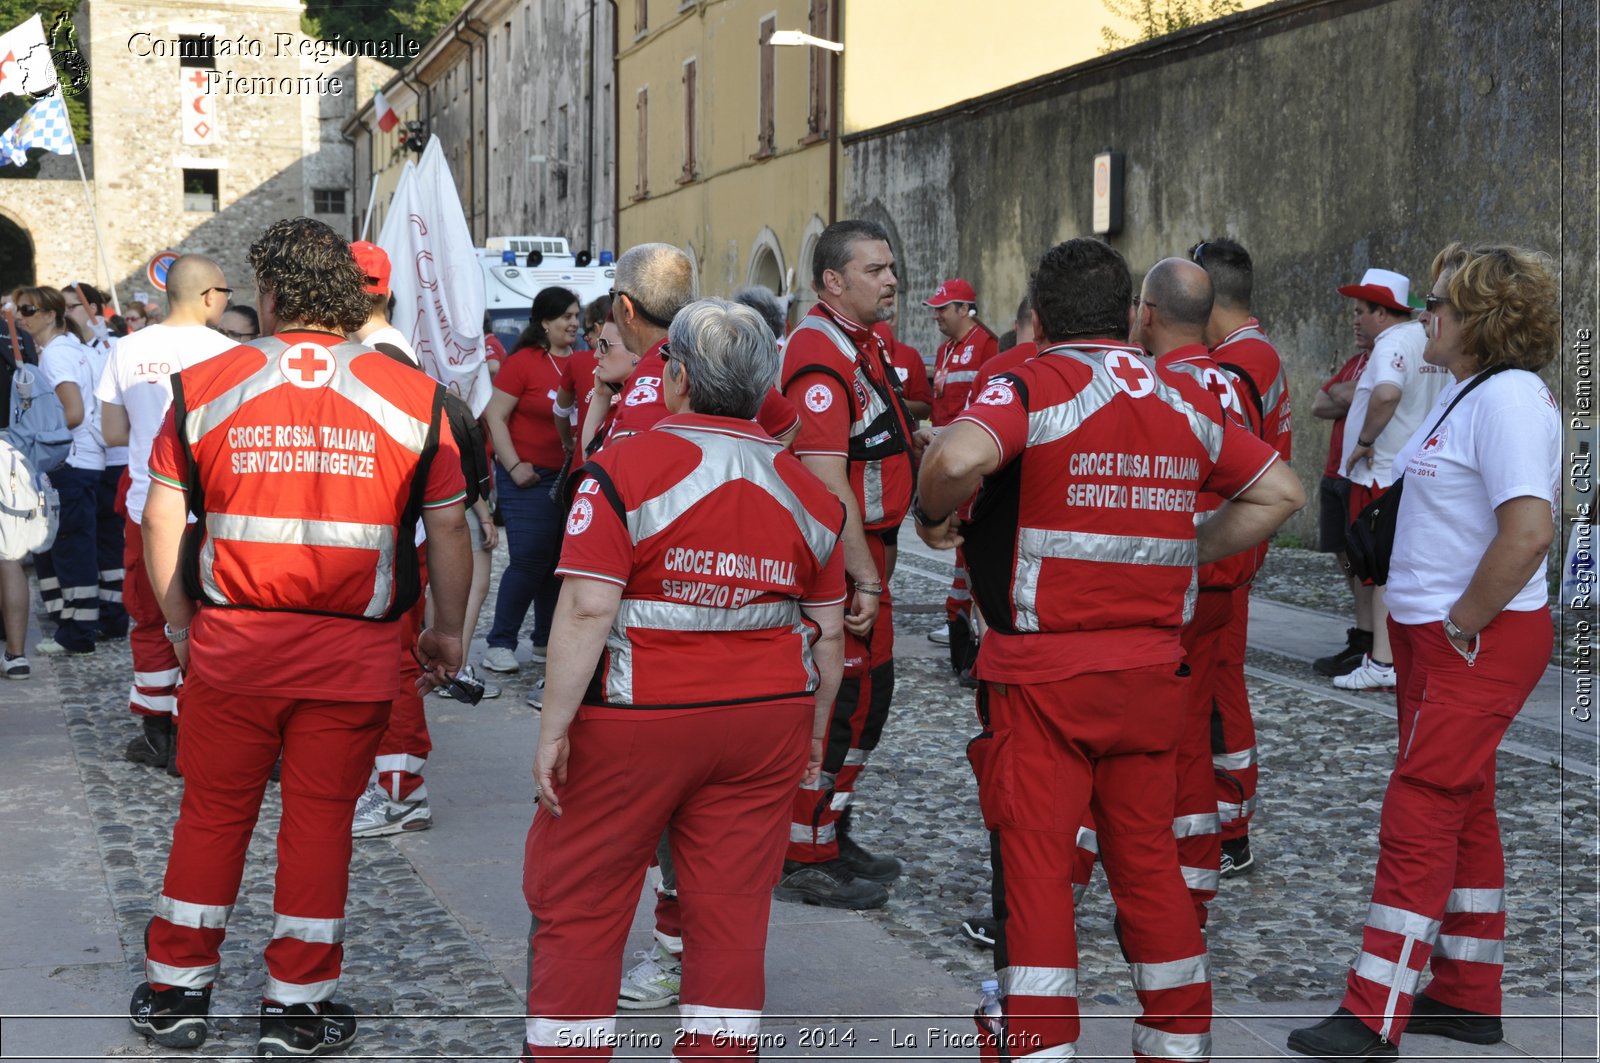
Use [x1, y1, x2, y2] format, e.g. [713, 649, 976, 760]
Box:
[163, 622, 190, 644]
[1443, 616, 1473, 641]
[912, 499, 949, 528]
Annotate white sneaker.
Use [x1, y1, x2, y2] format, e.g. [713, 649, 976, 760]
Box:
[1332, 654, 1397, 691]
[481, 646, 520, 673]
[527, 678, 543, 710]
[927, 624, 950, 646]
[528, 644, 548, 664]
[351, 781, 433, 837]
[617, 944, 681, 1010]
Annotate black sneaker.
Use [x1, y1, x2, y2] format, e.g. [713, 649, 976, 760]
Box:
[1405, 992, 1504, 1044]
[126, 716, 173, 769]
[129, 981, 210, 1049]
[1220, 837, 1254, 877]
[960, 913, 996, 948]
[166, 723, 183, 777]
[774, 859, 888, 909]
[1286, 1008, 1397, 1061]
[837, 809, 902, 882]
[1313, 627, 1372, 677]
[257, 999, 357, 1057]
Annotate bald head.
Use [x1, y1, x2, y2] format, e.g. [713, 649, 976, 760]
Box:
[1132, 258, 1213, 356]
[165, 255, 229, 327]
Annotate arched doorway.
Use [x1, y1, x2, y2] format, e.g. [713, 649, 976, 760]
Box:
[0, 213, 36, 295]
[792, 214, 827, 327]
[746, 227, 785, 296]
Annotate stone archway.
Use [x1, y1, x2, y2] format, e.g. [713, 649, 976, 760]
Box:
[746, 227, 785, 297]
[0, 213, 36, 294]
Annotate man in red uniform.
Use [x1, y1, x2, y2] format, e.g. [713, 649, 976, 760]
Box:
[916, 238, 1303, 1062]
[1191, 237, 1293, 877]
[876, 312, 932, 423]
[126, 219, 472, 1057]
[926, 279, 998, 654]
[777, 219, 917, 910]
[523, 298, 845, 1062]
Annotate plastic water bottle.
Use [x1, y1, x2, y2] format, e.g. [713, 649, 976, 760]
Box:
[975, 978, 1004, 1036]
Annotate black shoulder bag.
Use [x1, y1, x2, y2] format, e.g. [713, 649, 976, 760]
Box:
[1345, 365, 1508, 584]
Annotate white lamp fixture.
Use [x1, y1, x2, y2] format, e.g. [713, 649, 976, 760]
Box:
[768, 29, 843, 52]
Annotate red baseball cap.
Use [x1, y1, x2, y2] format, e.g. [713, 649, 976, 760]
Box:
[924, 278, 976, 307]
[350, 240, 391, 296]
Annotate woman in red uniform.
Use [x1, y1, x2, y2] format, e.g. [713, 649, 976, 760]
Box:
[482, 287, 581, 676]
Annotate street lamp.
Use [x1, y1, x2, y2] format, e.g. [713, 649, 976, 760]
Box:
[767, 29, 843, 53]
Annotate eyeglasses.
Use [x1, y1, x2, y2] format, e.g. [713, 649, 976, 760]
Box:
[16, 304, 39, 317]
[594, 337, 612, 356]
[1134, 296, 1157, 311]
[201, 286, 234, 298]
[1189, 241, 1209, 264]
[1423, 294, 1450, 313]
[221, 329, 258, 341]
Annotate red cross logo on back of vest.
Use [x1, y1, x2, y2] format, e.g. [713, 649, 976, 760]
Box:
[280, 343, 336, 388]
[1104, 351, 1155, 398]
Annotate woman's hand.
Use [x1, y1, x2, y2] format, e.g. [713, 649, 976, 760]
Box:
[533, 730, 570, 818]
[509, 461, 536, 489]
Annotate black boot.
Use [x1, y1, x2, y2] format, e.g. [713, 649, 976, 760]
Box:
[1405, 992, 1503, 1044]
[949, 614, 975, 676]
[125, 715, 173, 768]
[165, 722, 182, 778]
[1287, 1008, 1397, 1061]
[1314, 627, 1372, 677]
[837, 807, 902, 882]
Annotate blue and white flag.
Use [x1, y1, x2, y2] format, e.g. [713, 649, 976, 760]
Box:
[0, 93, 72, 167]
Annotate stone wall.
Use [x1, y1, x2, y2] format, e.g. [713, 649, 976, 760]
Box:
[844, 0, 1596, 535]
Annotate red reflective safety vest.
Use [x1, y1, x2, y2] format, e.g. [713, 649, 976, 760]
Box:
[932, 321, 998, 426]
[172, 334, 444, 621]
[955, 341, 1278, 679]
[1211, 321, 1292, 461]
[1158, 344, 1264, 591]
[558, 415, 846, 710]
[781, 310, 915, 531]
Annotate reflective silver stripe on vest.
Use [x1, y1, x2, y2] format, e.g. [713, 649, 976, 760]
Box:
[1435, 934, 1505, 965]
[1130, 1025, 1211, 1063]
[946, 370, 978, 384]
[200, 513, 397, 618]
[184, 337, 433, 455]
[154, 895, 233, 929]
[1366, 903, 1442, 942]
[146, 959, 219, 988]
[1216, 325, 1288, 418]
[1028, 347, 1224, 462]
[616, 597, 802, 633]
[790, 317, 893, 525]
[1212, 746, 1257, 771]
[1446, 888, 1504, 913]
[791, 314, 861, 365]
[1172, 812, 1220, 838]
[861, 460, 886, 525]
[1129, 954, 1209, 992]
[263, 974, 339, 1006]
[271, 914, 346, 944]
[1011, 527, 1197, 631]
[1001, 964, 1077, 998]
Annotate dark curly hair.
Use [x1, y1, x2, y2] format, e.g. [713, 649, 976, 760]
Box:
[1029, 238, 1132, 343]
[513, 286, 580, 351]
[248, 218, 371, 332]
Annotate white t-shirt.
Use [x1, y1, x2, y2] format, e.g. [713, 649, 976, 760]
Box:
[39, 334, 105, 471]
[1386, 368, 1560, 623]
[94, 324, 235, 522]
[362, 325, 419, 365]
[1339, 319, 1449, 487]
[81, 338, 128, 466]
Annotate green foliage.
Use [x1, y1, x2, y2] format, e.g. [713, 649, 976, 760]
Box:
[1101, 0, 1245, 50]
[303, 0, 468, 68]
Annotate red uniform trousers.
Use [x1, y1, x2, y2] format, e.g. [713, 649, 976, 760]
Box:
[123, 518, 180, 719]
[522, 701, 809, 1061]
[1211, 586, 1257, 842]
[144, 673, 389, 1004]
[376, 591, 432, 801]
[1068, 592, 1232, 926]
[788, 532, 893, 863]
[975, 668, 1212, 1063]
[1341, 607, 1550, 1043]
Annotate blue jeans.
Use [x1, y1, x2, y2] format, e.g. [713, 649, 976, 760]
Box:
[486, 464, 563, 651]
[36, 464, 100, 652]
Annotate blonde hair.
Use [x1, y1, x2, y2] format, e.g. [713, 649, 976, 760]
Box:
[1430, 242, 1559, 372]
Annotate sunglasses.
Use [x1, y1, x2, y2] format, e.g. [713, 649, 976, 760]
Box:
[594, 337, 612, 356]
[1423, 294, 1450, 313]
[16, 304, 40, 317]
[201, 286, 235, 298]
[221, 329, 258, 341]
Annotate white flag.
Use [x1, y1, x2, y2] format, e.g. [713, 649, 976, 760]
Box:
[0, 15, 58, 99]
[376, 138, 491, 415]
